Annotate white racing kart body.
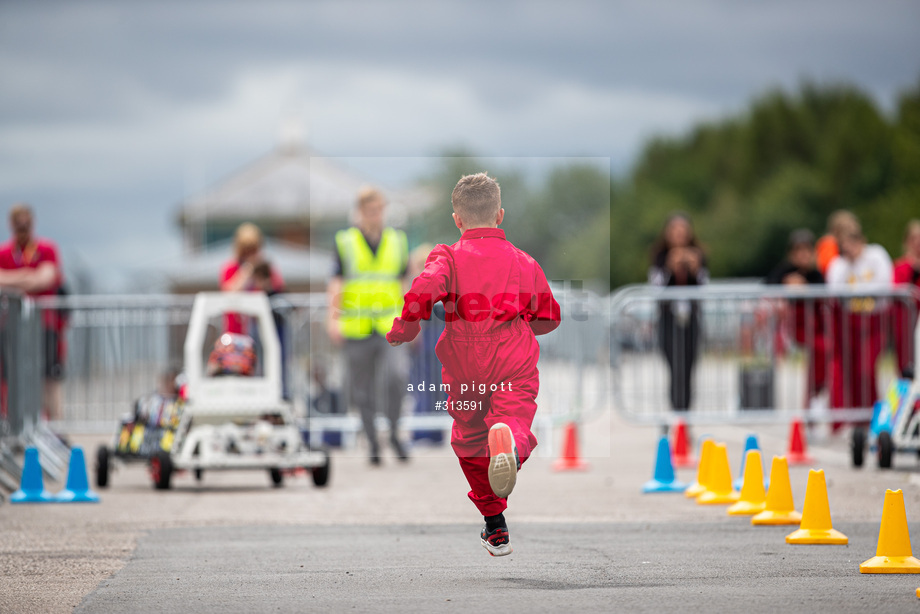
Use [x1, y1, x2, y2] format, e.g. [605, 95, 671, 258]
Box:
[150, 292, 328, 489]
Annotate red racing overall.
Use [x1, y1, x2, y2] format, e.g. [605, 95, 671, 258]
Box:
[387, 228, 561, 516]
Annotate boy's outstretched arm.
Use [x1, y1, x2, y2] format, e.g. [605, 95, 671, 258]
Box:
[386, 245, 452, 346]
[523, 262, 562, 336]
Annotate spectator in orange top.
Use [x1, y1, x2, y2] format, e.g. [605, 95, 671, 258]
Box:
[816, 210, 860, 276]
[219, 223, 284, 334]
[0, 204, 67, 421]
[893, 219, 920, 377]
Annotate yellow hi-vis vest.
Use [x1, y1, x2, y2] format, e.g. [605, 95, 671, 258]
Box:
[335, 226, 407, 339]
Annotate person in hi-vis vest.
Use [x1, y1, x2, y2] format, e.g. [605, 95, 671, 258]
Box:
[327, 187, 410, 465]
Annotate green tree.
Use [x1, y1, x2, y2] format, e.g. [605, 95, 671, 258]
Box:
[616, 79, 918, 285]
[415, 155, 612, 288]
[414, 79, 920, 290]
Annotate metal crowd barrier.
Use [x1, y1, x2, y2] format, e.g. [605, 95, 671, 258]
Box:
[25, 291, 608, 457]
[0, 291, 72, 503]
[6, 281, 915, 476]
[609, 283, 920, 426]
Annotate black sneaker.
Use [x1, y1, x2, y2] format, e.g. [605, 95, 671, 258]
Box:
[480, 525, 512, 557]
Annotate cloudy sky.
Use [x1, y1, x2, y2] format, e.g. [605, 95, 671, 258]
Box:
[1, 0, 918, 290]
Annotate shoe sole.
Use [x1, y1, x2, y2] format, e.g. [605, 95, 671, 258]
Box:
[488, 423, 517, 498]
[481, 537, 513, 557]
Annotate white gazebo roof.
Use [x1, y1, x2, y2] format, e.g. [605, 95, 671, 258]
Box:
[179, 144, 431, 225]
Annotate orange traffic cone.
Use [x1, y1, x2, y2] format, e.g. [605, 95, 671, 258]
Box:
[553, 421, 589, 471]
[671, 420, 695, 468]
[786, 418, 814, 466]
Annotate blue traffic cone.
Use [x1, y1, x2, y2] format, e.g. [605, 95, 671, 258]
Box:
[643, 436, 688, 493]
[734, 434, 768, 491]
[55, 447, 100, 503]
[11, 447, 54, 503]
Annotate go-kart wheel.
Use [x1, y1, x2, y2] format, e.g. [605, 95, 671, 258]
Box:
[311, 450, 330, 488]
[878, 431, 894, 469]
[269, 467, 284, 487]
[96, 445, 110, 488]
[150, 451, 173, 490]
[851, 427, 866, 468]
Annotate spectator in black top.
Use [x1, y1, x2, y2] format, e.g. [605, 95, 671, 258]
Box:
[649, 213, 708, 411]
[766, 229, 825, 286]
[766, 229, 828, 406]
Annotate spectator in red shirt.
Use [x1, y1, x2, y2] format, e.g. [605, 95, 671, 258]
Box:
[219, 223, 284, 334]
[0, 204, 66, 421]
[387, 172, 561, 557]
[893, 219, 920, 377]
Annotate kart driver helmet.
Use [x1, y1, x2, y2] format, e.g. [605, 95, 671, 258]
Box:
[207, 333, 257, 376]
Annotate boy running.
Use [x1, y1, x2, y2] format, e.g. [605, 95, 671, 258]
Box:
[387, 172, 561, 556]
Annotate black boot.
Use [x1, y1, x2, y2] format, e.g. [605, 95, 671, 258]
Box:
[392, 436, 409, 462]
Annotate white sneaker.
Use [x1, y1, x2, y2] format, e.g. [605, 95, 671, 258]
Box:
[488, 423, 518, 498]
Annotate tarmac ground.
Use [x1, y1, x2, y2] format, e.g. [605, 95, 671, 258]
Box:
[4, 409, 920, 613]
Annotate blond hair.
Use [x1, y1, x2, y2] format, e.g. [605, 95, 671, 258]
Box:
[233, 223, 263, 259]
[357, 186, 385, 209]
[9, 203, 32, 224]
[904, 219, 920, 242]
[451, 172, 501, 226]
[827, 210, 860, 238]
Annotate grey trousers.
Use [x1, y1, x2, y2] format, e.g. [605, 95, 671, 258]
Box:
[343, 334, 408, 454]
